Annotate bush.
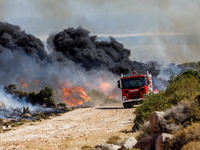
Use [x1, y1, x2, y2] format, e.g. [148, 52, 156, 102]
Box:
[57, 102, 67, 109]
[36, 86, 56, 107]
[133, 92, 172, 130]
[4, 84, 27, 99]
[4, 84, 56, 107]
[132, 70, 200, 131]
[4, 84, 17, 94]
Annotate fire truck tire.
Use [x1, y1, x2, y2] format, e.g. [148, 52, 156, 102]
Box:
[123, 103, 134, 108]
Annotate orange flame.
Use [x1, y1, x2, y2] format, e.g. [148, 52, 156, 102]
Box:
[20, 79, 28, 88]
[98, 78, 113, 93]
[19, 79, 40, 88]
[97, 77, 120, 99]
[62, 82, 90, 107]
[33, 80, 40, 85]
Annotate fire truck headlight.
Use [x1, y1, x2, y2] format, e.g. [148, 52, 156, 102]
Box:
[122, 96, 127, 100]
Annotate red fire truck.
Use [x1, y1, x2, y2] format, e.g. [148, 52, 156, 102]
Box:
[118, 71, 153, 108]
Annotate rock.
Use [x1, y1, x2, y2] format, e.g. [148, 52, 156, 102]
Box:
[7, 125, 12, 129]
[150, 111, 166, 134]
[140, 121, 151, 136]
[164, 103, 190, 125]
[2, 126, 6, 130]
[95, 143, 121, 150]
[165, 123, 180, 132]
[21, 113, 32, 118]
[134, 135, 155, 150]
[117, 146, 128, 150]
[149, 104, 190, 135]
[123, 137, 137, 149]
[155, 133, 174, 150]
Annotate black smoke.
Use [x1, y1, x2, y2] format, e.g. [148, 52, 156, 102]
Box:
[48, 26, 160, 76]
[0, 22, 47, 61]
[0, 22, 160, 78]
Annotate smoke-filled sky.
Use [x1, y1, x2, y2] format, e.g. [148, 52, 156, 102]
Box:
[0, 0, 199, 63]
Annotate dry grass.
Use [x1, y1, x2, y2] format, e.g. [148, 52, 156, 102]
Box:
[81, 144, 93, 149]
[106, 135, 121, 144]
[182, 141, 200, 150]
[23, 143, 55, 150]
[166, 123, 200, 149]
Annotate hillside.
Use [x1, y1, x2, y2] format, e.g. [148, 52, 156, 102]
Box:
[131, 70, 200, 149]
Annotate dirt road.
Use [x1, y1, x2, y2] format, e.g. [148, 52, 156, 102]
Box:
[0, 105, 136, 150]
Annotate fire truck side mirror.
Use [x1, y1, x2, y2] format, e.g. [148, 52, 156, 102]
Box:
[117, 80, 121, 88]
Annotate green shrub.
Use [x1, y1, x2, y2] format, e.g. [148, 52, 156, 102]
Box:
[133, 92, 173, 130]
[4, 84, 56, 107]
[57, 102, 66, 108]
[28, 86, 56, 107]
[180, 61, 200, 71]
[4, 84, 17, 94]
[133, 70, 200, 131]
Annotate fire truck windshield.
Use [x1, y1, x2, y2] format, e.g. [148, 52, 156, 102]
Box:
[122, 77, 147, 89]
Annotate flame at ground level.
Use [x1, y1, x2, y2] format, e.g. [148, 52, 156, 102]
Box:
[20, 79, 28, 88]
[98, 77, 120, 99]
[17, 78, 119, 107]
[62, 83, 90, 107]
[19, 79, 40, 89]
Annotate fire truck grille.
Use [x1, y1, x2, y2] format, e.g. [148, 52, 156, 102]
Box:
[129, 93, 141, 99]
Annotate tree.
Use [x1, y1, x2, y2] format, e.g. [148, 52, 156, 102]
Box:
[37, 86, 56, 107]
[4, 84, 17, 94]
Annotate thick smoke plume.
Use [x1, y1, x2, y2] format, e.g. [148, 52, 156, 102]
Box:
[0, 22, 47, 61]
[48, 26, 160, 76]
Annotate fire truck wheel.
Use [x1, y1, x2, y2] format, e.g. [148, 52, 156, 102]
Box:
[123, 103, 134, 108]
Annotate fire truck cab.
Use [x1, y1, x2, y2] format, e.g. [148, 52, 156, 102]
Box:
[118, 71, 153, 108]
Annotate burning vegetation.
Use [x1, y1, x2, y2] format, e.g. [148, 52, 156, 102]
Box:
[0, 83, 73, 132]
[61, 82, 90, 107]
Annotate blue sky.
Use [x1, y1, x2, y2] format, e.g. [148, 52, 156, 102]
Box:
[1, 0, 200, 63]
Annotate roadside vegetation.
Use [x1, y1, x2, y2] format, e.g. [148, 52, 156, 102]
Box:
[132, 70, 200, 149]
[133, 70, 200, 130]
